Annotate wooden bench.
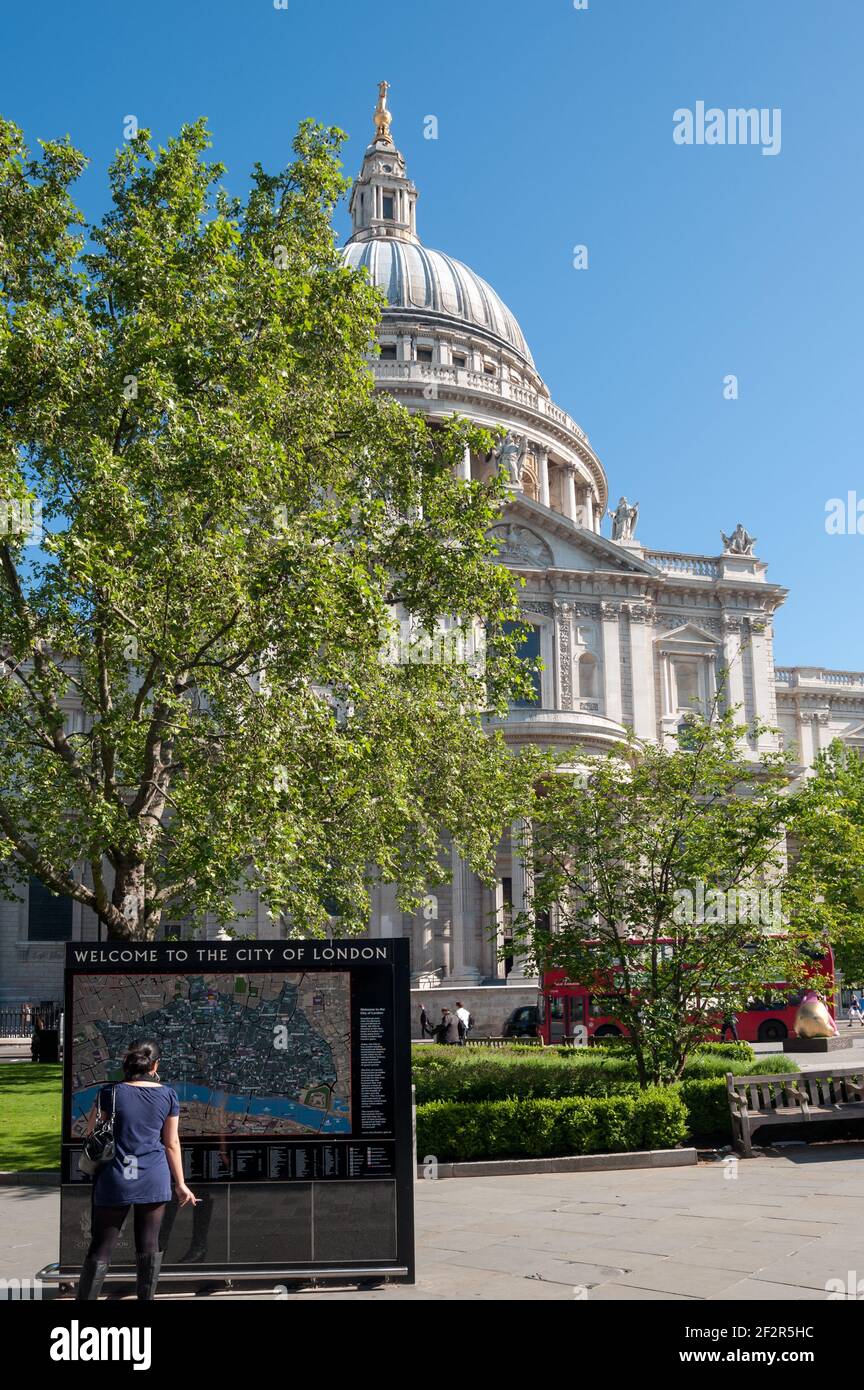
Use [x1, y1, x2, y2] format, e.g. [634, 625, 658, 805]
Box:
[727, 1067, 864, 1156]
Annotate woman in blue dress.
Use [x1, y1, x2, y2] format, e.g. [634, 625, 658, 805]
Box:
[76, 1038, 198, 1301]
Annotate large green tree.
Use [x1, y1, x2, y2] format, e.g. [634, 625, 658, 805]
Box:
[0, 117, 540, 940]
[513, 712, 828, 1086]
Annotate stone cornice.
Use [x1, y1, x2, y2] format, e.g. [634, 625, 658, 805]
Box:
[775, 689, 864, 712]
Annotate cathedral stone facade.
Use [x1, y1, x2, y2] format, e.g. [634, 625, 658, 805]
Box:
[2, 86, 862, 1019]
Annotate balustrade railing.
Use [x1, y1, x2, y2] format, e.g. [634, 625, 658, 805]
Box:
[773, 668, 864, 689]
[647, 552, 721, 578]
[370, 360, 589, 441]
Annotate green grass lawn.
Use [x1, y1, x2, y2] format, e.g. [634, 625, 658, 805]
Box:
[0, 1064, 62, 1170]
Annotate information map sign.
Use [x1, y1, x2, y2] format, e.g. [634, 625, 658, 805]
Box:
[59, 939, 414, 1284]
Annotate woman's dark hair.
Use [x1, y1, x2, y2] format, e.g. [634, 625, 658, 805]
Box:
[122, 1039, 161, 1080]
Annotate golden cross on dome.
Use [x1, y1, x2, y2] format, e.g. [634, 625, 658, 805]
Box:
[374, 80, 393, 143]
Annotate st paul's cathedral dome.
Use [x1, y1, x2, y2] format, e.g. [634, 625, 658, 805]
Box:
[340, 82, 608, 529]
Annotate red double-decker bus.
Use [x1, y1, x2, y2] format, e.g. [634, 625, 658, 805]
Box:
[537, 943, 835, 1046]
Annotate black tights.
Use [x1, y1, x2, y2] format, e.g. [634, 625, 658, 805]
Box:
[87, 1202, 166, 1260]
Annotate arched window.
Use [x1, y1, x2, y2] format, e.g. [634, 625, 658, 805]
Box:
[521, 458, 538, 501]
[578, 652, 598, 700]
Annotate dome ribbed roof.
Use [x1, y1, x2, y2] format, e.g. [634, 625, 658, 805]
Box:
[341, 238, 535, 368]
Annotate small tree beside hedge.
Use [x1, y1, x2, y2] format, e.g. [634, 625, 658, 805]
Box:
[515, 711, 827, 1086]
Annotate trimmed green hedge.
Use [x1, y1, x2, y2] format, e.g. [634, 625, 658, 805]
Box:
[412, 1046, 798, 1148]
[412, 1048, 795, 1105]
[414, 1054, 635, 1103]
[691, 1041, 756, 1063]
[732, 1056, 799, 1075]
[680, 1078, 733, 1142]
[417, 1073, 798, 1156]
[416, 1088, 688, 1162]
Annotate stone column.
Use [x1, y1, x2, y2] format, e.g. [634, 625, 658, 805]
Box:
[507, 820, 537, 982]
[440, 916, 452, 978]
[600, 603, 623, 723]
[409, 911, 424, 984]
[628, 604, 656, 740]
[456, 443, 471, 482]
[538, 448, 550, 508]
[796, 712, 817, 768]
[722, 616, 748, 721]
[554, 601, 574, 711]
[584, 488, 595, 532]
[448, 844, 481, 982]
[810, 710, 831, 761]
[747, 618, 779, 751]
[479, 882, 497, 981]
[378, 882, 399, 939]
[562, 466, 578, 523]
[492, 880, 507, 980]
[414, 891, 440, 983]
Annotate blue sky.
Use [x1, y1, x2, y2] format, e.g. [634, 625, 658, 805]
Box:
[5, 0, 862, 667]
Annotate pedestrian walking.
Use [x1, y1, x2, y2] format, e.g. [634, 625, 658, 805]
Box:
[76, 1038, 198, 1301]
[848, 999, 863, 1027]
[435, 1009, 460, 1045]
[455, 1000, 471, 1045]
[30, 1014, 46, 1062]
[720, 1013, 739, 1042]
[419, 1004, 434, 1039]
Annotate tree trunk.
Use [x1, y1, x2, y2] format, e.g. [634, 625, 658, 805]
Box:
[110, 861, 148, 940]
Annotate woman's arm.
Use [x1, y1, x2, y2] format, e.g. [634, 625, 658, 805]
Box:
[161, 1115, 198, 1206]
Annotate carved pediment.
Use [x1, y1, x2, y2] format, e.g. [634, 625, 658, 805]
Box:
[489, 524, 554, 568]
[500, 495, 661, 577]
[655, 622, 720, 652]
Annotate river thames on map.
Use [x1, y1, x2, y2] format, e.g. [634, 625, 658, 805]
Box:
[69, 972, 352, 1138]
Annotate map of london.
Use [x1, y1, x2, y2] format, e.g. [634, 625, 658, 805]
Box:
[70, 972, 352, 1138]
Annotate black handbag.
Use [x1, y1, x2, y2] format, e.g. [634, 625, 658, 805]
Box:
[78, 1084, 117, 1177]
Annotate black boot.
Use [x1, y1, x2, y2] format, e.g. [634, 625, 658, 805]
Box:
[136, 1251, 163, 1301]
[76, 1256, 110, 1301]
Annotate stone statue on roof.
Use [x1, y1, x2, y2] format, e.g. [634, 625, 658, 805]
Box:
[373, 80, 393, 144]
[721, 523, 757, 556]
[609, 496, 639, 542]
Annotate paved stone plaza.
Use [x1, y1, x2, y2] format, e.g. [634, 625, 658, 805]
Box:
[6, 1144, 864, 1301]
